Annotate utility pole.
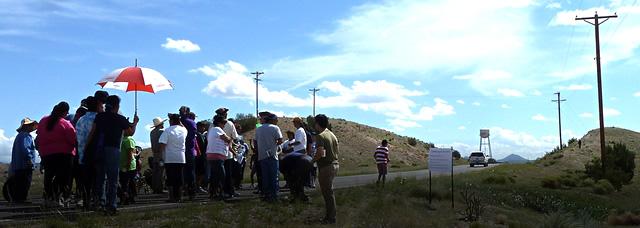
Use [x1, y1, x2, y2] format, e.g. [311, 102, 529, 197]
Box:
[309, 88, 320, 116]
[251, 71, 264, 119]
[552, 92, 566, 150]
[576, 12, 617, 172]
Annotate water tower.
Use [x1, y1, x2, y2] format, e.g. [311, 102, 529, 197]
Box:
[479, 129, 492, 158]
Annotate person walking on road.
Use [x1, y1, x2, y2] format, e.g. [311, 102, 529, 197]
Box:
[312, 114, 339, 224]
[374, 140, 390, 187]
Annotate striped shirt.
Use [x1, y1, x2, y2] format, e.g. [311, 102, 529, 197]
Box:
[374, 146, 389, 164]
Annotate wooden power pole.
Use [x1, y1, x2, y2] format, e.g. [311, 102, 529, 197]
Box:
[251, 71, 264, 119]
[552, 92, 566, 150]
[309, 88, 320, 116]
[575, 12, 617, 171]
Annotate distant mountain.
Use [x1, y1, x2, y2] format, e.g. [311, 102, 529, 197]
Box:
[498, 154, 530, 164]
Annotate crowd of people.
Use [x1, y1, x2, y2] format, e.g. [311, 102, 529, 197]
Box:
[4, 90, 368, 224]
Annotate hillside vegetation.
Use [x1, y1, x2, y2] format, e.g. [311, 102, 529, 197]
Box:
[241, 117, 430, 175]
[538, 127, 640, 176]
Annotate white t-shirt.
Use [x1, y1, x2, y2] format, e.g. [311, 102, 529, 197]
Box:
[206, 126, 228, 157]
[223, 121, 238, 139]
[293, 127, 307, 152]
[159, 125, 188, 164]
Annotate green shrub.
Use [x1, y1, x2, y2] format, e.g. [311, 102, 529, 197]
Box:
[452, 150, 461, 160]
[407, 137, 417, 146]
[483, 175, 515, 185]
[568, 138, 578, 147]
[539, 212, 578, 228]
[559, 175, 578, 188]
[234, 113, 257, 134]
[541, 177, 561, 189]
[580, 178, 595, 187]
[608, 211, 640, 226]
[584, 142, 636, 190]
[592, 179, 615, 195]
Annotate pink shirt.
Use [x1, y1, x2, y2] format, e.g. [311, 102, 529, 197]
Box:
[36, 116, 77, 157]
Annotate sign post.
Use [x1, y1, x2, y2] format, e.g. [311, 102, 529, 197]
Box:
[428, 148, 454, 208]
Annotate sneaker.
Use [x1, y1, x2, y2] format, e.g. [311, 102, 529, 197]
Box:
[198, 187, 208, 194]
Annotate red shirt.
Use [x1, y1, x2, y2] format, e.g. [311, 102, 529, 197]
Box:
[36, 116, 77, 157]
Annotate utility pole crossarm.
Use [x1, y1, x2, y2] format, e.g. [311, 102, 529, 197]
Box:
[575, 14, 618, 20]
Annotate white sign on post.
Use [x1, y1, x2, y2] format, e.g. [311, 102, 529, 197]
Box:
[428, 148, 453, 174]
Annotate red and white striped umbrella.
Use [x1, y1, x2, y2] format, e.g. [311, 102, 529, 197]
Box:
[97, 61, 173, 113]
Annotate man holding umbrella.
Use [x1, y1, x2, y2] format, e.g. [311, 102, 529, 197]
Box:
[87, 95, 139, 215]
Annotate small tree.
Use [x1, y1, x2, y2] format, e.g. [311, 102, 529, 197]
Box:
[568, 138, 578, 146]
[407, 137, 418, 146]
[452, 150, 461, 160]
[584, 142, 635, 190]
[234, 113, 257, 134]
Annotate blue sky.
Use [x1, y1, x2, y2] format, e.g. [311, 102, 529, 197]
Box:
[1, 0, 639, 162]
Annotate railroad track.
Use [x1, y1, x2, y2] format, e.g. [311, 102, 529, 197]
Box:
[0, 187, 276, 224]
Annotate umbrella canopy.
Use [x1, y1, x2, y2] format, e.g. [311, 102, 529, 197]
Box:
[97, 66, 173, 93]
[97, 62, 173, 114]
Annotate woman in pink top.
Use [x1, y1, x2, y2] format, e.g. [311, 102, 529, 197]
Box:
[36, 101, 77, 208]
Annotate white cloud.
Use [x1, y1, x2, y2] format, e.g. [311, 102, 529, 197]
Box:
[192, 61, 453, 132]
[0, 129, 14, 163]
[532, 114, 548, 121]
[161, 38, 201, 53]
[458, 126, 466, 130]
[191, 61, 308, 108]
[456, 100, 465, 105]
[497, 88, 524, 97]
[579, 112, 594, 118]
[501, 104, 511, 109]
[267, 0, 535, 90]
[472, 102, 481, 106]
[444, 127, 557, 160]
[387, 118, 422, 132]
[545, 2, 561, 9]
[634, 91, 640, 97]
[604, 108, 621, 117]
[413, 81, 422, 86]
[557, 84, 592, 91]
[489, 127, 557, 159]
[531, 90, 542, 96]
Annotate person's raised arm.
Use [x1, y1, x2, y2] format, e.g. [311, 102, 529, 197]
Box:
[129, 115, 140, 135]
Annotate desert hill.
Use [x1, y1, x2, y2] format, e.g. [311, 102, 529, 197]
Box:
[498, 154, 529, 164]
[240, 117, 429, 175]
[538, 127, 640, 174]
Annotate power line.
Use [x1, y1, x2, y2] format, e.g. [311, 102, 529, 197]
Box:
[575, 12, 617, 172]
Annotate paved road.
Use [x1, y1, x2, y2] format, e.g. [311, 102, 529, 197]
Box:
[333, 164, 498, 189]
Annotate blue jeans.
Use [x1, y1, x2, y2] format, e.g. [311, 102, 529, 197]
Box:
[260, 158, 279, 200]
[94, 147, 120, 209]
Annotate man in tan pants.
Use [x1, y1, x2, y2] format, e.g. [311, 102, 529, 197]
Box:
[312, 114, 339, 225]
